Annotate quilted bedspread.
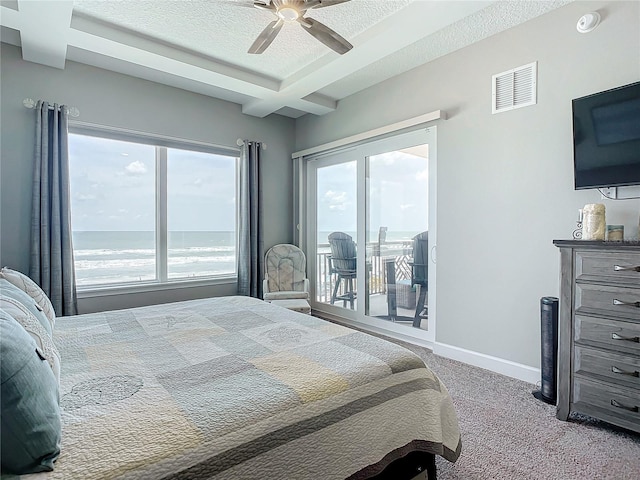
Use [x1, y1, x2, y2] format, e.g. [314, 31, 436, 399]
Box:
[28, 296, 461, 479]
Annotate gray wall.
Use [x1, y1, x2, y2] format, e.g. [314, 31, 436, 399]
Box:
[0, 43, 295, 313]
[295, 1, 640, 368]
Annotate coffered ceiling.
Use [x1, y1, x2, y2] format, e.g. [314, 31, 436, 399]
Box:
[0, 0, 571, 118]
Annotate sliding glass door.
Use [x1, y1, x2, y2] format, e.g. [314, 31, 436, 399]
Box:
[306, 128, 437, 341]
[366, 145, 429, 327]
[310, 153, 359, 317]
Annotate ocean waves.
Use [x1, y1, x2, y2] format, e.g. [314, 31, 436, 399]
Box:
[73, 231, 237, 286]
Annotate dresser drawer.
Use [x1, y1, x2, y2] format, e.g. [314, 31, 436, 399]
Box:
[573, 377, 640, 429]
[576, 251, 640, 287]
[575, 283, 640, 321]
[575, 315, 640, 356]
[575, 345, 640, 390]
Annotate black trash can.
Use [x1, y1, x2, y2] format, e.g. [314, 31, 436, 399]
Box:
[533, 297, 559, 405]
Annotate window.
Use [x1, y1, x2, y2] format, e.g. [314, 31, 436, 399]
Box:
[68, 130, 238, 288]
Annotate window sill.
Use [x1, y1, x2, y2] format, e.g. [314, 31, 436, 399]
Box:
[76, 275, 237, 299]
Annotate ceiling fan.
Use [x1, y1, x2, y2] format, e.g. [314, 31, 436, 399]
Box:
[248, 0, 353, 55]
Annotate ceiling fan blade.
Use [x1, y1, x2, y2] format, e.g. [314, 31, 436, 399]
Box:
[248, 19, 284, 54]
[253, 0, 276, 12]
[298, 17, 353, 54]
[218, 0, 270, 8]
[308, 0, 351, 9]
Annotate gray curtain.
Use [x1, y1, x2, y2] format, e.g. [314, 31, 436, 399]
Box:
[29, 101, 78, 316]
[237, 140, 264, 298]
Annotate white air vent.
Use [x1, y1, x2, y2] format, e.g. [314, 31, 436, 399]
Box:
[492, 62, 537, 114]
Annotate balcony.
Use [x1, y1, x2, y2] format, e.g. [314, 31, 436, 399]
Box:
[315, 240, 422, 323]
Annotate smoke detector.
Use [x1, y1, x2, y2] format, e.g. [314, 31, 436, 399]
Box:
[577, 12, 601, 33]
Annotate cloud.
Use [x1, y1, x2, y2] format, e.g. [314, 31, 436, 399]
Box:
[377, 154, 397, 166]
[323, 190, 348, 211]
[75, 193, 96, 201]
[125, 160, 147, 175]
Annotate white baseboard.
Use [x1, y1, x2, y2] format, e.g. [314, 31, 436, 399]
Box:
[434, 342, 541, 384]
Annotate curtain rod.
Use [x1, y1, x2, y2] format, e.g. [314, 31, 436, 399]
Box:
[236, 138, 267, 150]
[23, 98, 80, 118]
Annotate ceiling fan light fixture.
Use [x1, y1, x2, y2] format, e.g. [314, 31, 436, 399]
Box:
[248, 0, 353, 54]
[277, 7, 300, 21]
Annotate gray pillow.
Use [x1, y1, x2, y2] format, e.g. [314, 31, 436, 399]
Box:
[0, 310, 61, 474]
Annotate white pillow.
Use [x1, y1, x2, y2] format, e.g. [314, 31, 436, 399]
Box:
[1, 267, 55, 328]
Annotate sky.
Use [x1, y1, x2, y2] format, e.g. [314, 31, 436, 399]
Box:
[69, 134, 237, 232]
[316, 149, 429, 243]
[69, 134, 428, 240]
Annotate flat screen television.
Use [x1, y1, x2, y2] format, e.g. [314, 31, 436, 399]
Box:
[572, 81, 640, 189]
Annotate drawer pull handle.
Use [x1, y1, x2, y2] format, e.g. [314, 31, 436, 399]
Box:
[611, 333, 640, 343]
[611, 366, 640, 377]
[612, 299, 640, 308]
[610, 399, 639, 413]
[614, 265, 640, 272]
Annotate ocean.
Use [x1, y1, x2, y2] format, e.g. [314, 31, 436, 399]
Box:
[73, 231, 236, 286]
[73, 230, 422, 286]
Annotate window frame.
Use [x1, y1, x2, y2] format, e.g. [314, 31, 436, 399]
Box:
[68, 121, 241, 292]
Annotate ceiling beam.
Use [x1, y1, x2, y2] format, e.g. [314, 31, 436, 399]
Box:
[67, 28, 282, 100]
[15, 0, 73, 69]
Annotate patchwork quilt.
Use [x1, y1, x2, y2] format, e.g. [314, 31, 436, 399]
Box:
[27, 296, 461, 479]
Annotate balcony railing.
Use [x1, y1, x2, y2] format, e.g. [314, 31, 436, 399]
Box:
[316, 241, 413, 304]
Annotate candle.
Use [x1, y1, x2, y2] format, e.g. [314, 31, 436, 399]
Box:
[578, 208, 583, 223]
[606, 225, 624, 241]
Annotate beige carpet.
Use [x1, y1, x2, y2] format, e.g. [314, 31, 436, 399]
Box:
[391, 339, 640, 480]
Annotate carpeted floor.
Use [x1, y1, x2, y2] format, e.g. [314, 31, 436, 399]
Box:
[389, 339, 640, 480]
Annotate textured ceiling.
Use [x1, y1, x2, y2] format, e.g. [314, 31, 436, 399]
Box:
[72, 0, 415, 79]
[1, 0, 573, 118]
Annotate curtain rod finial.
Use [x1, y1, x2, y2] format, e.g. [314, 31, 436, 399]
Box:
[23, 98, 36, 109]
[236, 139, 266, 150]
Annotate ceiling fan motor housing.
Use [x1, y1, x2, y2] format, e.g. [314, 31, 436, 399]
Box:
[248, 0, 353, 55]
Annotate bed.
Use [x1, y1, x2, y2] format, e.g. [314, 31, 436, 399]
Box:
[3, 292, 461, 479]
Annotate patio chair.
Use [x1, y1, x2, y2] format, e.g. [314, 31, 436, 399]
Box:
[410, 231, 428, 327]
[328, 232, 357, 309]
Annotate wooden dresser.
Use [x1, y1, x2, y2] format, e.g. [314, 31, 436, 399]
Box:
[554, 240, 640, 433]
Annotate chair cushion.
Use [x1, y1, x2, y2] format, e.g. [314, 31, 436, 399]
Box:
[0, 310, 61, 474]
[1, 267, 55, 329]
[263, 291, 310, 301]
[264, 244, 308, 294]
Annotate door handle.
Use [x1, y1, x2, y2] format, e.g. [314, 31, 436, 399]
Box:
[430, 245, 436, 264]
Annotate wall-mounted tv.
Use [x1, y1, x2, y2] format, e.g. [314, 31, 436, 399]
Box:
[572, 81, 640, 190]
